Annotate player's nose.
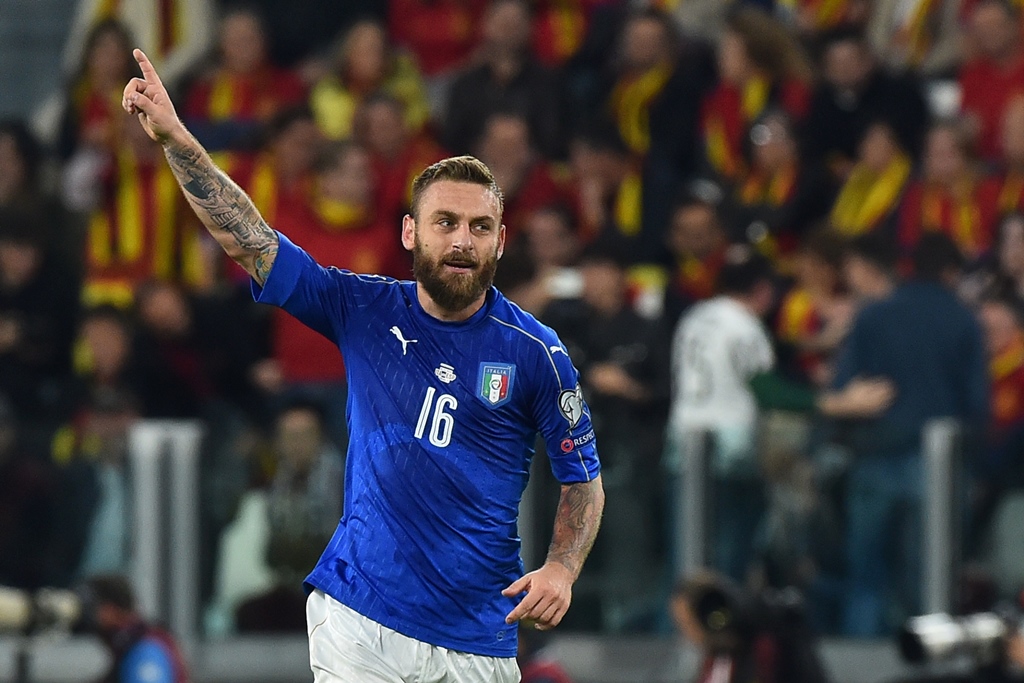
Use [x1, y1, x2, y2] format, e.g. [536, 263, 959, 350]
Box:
[450, 222, 474, 249]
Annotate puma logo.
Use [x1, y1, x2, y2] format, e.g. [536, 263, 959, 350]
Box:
[390, 326, 418, 356]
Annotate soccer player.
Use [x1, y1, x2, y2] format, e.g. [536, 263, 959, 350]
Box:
[122, 50, 604, 682]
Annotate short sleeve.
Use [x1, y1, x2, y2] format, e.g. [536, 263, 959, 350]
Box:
[119, 639, 174, 683]
[532, 340, 601, 484]
[251, 231, 394, 344]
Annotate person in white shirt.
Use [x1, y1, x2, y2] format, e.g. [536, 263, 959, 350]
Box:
[667, 246, 894, 582]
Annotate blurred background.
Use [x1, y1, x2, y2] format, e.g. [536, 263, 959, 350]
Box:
[2, 0, 1024, 681]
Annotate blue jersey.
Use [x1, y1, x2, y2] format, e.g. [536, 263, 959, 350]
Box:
[253, 234, 601, 657]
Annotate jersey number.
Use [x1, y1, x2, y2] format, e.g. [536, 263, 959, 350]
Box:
[414, 387, 458, 447]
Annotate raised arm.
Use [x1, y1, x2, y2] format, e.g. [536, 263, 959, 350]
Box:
[122, 49, 278, 284]
[503, 475, 604, 630]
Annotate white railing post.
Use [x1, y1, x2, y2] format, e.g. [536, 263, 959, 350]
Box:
[921, 418, 961, 615]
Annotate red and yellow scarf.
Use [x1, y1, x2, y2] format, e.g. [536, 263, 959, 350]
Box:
[611, 61, 674, 156]
[920, 179, 986, 256]
[703, 77, 770, 181]
[831, 154, 912, 236]
[86, 149, 203, 306]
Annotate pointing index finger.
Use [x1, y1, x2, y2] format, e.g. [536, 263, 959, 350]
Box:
[134, 49, 163, 86]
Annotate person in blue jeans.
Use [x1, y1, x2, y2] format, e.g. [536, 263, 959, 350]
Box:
[833, 234, 989, 636]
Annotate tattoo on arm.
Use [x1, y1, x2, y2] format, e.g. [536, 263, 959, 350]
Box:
[546, 477, 604, 580]
[164, 135, 278, 284]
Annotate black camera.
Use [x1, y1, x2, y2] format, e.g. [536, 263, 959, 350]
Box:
[688, 580, 831, 683]
[899, 612, 1024, 666]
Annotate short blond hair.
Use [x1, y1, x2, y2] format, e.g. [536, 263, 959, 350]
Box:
[410, 156, 504, 219]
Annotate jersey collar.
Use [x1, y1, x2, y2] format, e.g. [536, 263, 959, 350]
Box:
[404, 282, 499, 331]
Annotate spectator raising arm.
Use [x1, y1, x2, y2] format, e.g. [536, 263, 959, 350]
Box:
[122, 49, 278, 285]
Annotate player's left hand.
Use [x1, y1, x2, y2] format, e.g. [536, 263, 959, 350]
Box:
[502, 562, 573, 631]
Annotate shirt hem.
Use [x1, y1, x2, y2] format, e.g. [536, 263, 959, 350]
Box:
[306, 577, 518, 659]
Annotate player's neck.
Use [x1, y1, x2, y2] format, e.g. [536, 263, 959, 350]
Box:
[416, 283, 487, 322]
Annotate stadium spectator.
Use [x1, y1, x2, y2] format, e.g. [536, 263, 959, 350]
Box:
[58, 19, 141, 160]
[802, 27, 928, 183]
[898, 121, 1000, 262]
[774, 0, 870, 35]
[959, 0, 1024, 161]
[667, 249, 779, 583]
[212, 107, 322, 285]
[0, 208, 80, 422]
[50, 388, 138, 582]
[541, 247, 669, 628]
[698, 7, 811, 184]
[968, 297, 1024, 556]
[130, 280, 260, 420]
[79, 114, 207, 307]
[475, 111, 570, 245]
[834, 233, 989, 636]
[239, 0, 386, 69]
[235, 402, 343, 633]
[867, 0, 962, 77]
[183, 7, 305, 152]
[62, 0, 214, 91]
[993, 213, 1024, 303]
[0, 394, 56, 590]
[68, 307, 135, 407]
[499, 205, 582, 315]
[829, 122, 913, 238]
[997, 94, 1024, 215]
[252, 141, 403, 446]
[668, 246, 892, 584]
[388, 0, 485, 78]
[0, 121, 78, 272]
[775, 230, 853, 388]
[603, 8, 684, 158]
[567, 123, 644, 252]
[0, 121, 46, 209]
[530, 0, 608, 68]
[83, 574, 189, 683]
[662, 192, 728, 323]
[722, 110, 835, 260]
[357, 93, 448, 226]
[443, 0, 569, 160]
[842, 231, 900, 304]
[309, 19, 429, 142]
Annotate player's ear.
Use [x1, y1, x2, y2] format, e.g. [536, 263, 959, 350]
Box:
[401, 214, 415, 252]
[497, 223, 506, 260]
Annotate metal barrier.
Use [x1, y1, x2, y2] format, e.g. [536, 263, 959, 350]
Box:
[670, 419, 964, 620]
[921, 418, 962, 615]
[677, 430, 712, 579]
[128, 421, 204, 651]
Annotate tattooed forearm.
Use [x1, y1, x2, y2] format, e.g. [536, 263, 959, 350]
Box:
[546, 476, 604, 580]
[163, 132, 278, 284]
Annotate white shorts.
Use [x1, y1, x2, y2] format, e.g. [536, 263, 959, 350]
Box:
[306, 589, 521, 683]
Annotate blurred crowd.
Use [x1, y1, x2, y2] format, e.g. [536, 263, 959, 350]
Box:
[3, 0, 1024, 644]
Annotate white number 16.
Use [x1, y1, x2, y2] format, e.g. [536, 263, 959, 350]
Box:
[414, 387, 458, 447]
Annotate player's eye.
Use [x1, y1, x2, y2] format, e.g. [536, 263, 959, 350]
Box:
[472, 223, 491, 233]
[438, 219, 453, 228]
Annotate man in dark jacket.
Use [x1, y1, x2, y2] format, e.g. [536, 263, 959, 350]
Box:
[803, 27, 929, 181]
[833, 234, 989, 636]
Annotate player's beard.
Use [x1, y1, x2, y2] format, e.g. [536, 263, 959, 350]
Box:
[412, 238, 498, 314]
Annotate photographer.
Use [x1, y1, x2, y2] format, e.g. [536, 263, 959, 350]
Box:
[670, 571, 830, 683]
[82, 575, 189, 683]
